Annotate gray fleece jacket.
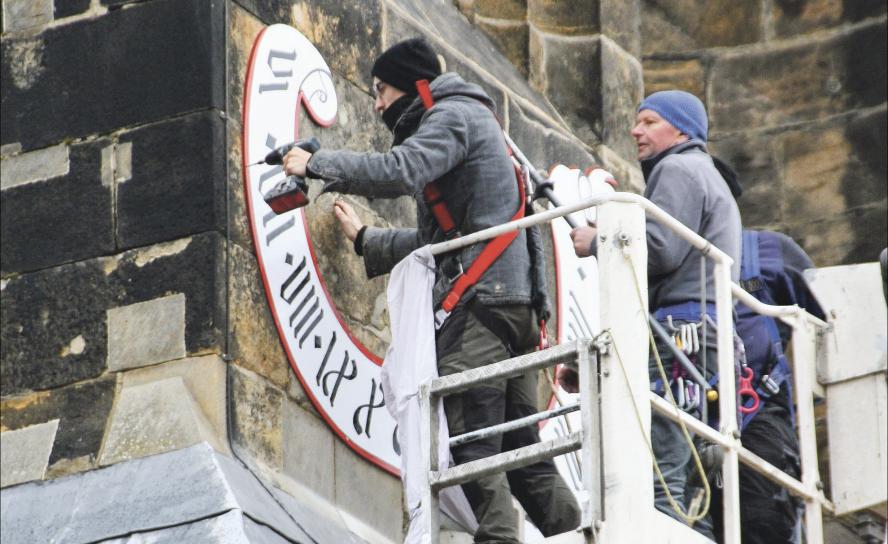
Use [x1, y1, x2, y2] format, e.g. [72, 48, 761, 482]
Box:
[642, 140, 741, 311]
[307, 73, 548, 312]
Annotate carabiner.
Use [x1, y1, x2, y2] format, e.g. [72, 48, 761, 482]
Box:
[738, 366, 760, 414]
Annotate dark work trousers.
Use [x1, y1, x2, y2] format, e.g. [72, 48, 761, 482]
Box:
[710, 402, 802, 544]
[436, 302, 581, 544]
[649, 321, 717, 540]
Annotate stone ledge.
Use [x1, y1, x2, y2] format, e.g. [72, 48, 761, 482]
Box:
[0, 419, 59, 487]
[98, 376, 225, 466]
[120, 354, 229, 447]
[0, 443, 368, 544]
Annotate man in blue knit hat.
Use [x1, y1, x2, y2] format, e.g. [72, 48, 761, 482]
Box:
[569, 90, 741, 539]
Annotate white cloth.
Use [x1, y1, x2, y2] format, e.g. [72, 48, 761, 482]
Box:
[380, 246, 478, 543]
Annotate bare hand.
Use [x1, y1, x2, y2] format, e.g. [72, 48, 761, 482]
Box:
[557, 365, 579, 394]
[570, 226, 598, 257]
[333, 199, 364, 242]
[283, 146, 312, 177]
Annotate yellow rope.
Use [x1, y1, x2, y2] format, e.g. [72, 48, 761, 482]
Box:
[604, 246, 712, 525]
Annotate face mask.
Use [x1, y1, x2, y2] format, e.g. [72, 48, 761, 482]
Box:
[381, 94, 416, 132]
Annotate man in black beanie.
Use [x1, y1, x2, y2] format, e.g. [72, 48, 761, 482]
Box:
[284, 38, 579, 543]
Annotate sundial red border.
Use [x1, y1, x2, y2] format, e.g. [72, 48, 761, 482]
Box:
[241, 25, 397, 477]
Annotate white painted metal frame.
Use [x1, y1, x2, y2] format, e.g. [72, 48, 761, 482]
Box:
[422, 193, 830, 543]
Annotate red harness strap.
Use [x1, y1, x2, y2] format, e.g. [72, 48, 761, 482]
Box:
[423, 181, 459, 240]
[415, 79, 526, 313]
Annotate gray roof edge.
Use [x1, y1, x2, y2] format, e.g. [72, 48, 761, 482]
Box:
[0, 443, 363, 544]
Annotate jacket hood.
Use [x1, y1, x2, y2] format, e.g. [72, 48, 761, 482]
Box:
[391, 73, 496, 143]
[425, 72, 496, 110]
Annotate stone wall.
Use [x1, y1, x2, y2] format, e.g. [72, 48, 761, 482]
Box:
[640, 0, 887, 266]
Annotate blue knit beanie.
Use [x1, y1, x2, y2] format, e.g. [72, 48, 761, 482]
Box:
[638, 90, 708, 142]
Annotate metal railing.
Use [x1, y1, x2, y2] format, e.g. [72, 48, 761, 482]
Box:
[420, 192, 832, 543]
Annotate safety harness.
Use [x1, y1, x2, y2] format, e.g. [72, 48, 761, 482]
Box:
[414, 80, 528, 326]
[736, 230, 795, 430]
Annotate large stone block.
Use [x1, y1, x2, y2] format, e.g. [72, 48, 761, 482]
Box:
[642, 58, 705, 100]
[0, 377, 115, 476]
[507, 98, 599, 171]
[226, 2, 264, 129]
[839, 107, 887, 211]
[530, 29, 642, 159]
[786, 204, 887, 267]
[1, 443, 363, 544]
[1, 139, 114, 274]
[639, 4, 694, 57]
[0, 419, 58, 487]
[107, 293, 187, 371]
[121, 355, 228, 443]
[334, 437, 404, 542]
[599, 37, 644, 159]
[476, 16, 529, 77]
[99, 377, 224, 466]
[105, 234, 225, 358]
[476, 0, 527, 20]
[234, 0, 383, 93]
[771, 0, 886, 39]
[782, 119, 874, 222]
[282, 400, 336, 501]
[290, 0, 384, 93]
[1, 233, 224, 395]
[100, 510, 251, 544]
[529, 30, 601, 144]
[228, 241, 290, 388]
[641, 0, 762, 51]
[708, 131, 785, 228]
[386, 0, 556, 122]
[1, 444, 241, 544]
[0, 0, 224, 152]
[116, 111, 226, 250]
[709, 20, 887, 133]
[712, 108, 887, 236]
[231, 365, 284, 468]
[600, 0, 641, 58]
[528, 0, 597, 35]
[2, 0, 53, 32]
[0, 142, 69, 190]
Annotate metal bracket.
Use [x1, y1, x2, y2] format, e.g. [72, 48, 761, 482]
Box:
[590, 330, 612, 356]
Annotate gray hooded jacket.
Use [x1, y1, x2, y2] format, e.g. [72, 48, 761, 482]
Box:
[642, 139, 742, 311]
[307, 73, 548, 312]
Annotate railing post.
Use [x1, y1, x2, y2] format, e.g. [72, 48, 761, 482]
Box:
[595, 200, 652, 541]
[791, 316, 824, 543]
[419, 382, 440, 542]
[577, 338, 602, 531]
[715, 259, 741, 544]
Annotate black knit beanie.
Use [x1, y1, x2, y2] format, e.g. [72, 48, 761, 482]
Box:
[371, 38, 441, 94]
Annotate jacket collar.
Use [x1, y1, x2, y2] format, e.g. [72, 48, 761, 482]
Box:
[640, 139, 708, 182]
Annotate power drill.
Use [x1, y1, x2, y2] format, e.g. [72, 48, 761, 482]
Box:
[255, 137, 320, 214]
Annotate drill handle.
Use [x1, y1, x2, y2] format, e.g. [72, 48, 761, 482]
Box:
[264, 137, 321, 165]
